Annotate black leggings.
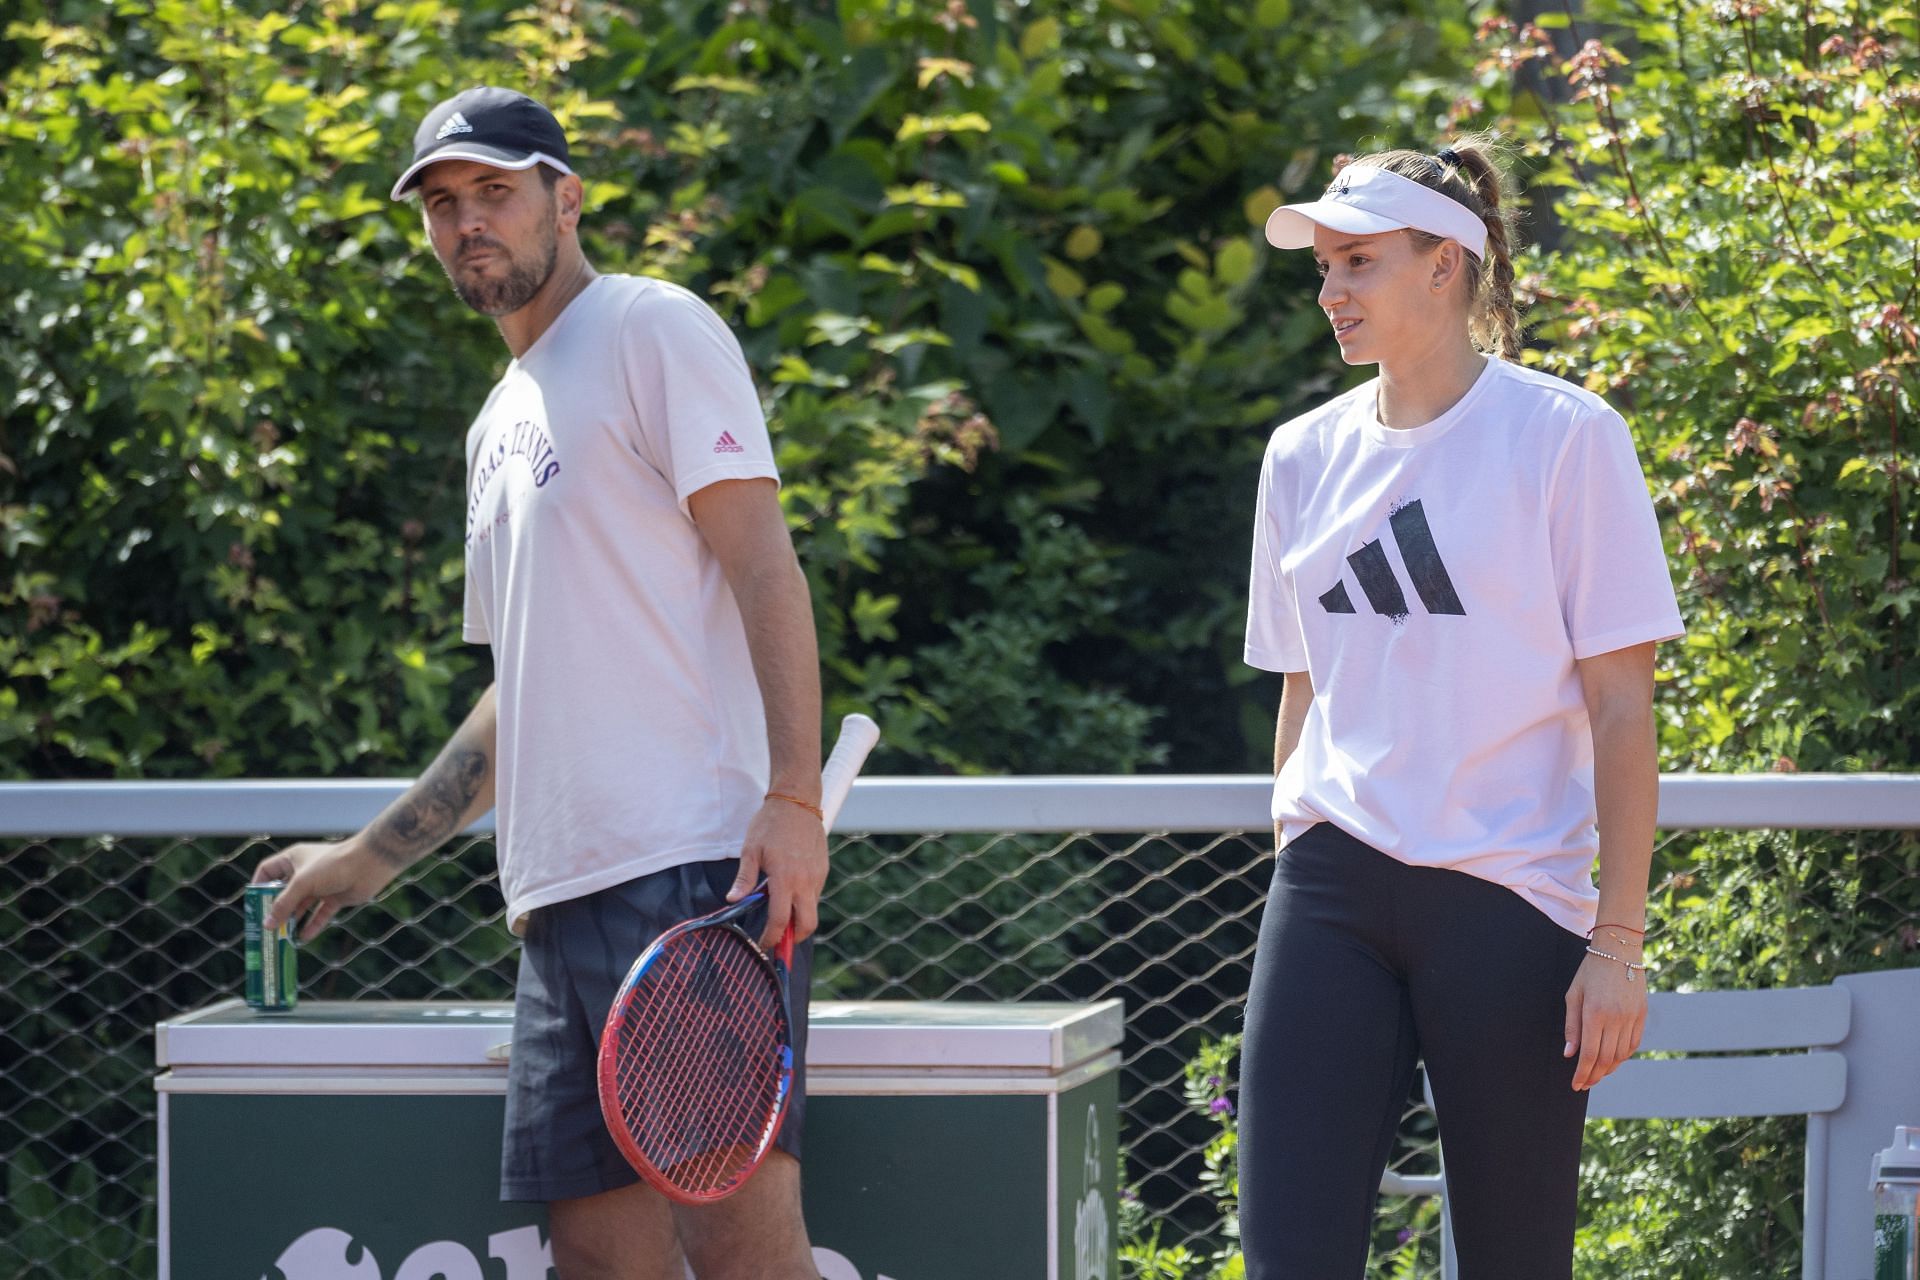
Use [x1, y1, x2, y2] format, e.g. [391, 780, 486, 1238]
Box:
[1238, 822, 1591, 1279]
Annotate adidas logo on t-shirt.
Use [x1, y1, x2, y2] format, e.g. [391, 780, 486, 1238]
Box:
[435, 111, 475, 141]
[713, 431, 745, 454]
[1319, 499, 1466, 623]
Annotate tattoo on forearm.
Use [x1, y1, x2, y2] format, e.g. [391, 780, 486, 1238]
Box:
[368, 746, 489, 870]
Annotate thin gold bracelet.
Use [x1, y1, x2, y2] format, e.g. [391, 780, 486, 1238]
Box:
[766, 791, 825, 822]
[1590, 926, 1648, 950]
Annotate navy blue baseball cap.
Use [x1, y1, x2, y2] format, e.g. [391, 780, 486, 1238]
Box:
[391, 86, 574, 200]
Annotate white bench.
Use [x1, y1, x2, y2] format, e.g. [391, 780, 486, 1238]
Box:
[1415, 967, 1920, 1280]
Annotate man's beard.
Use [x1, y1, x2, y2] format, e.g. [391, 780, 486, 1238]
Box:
[446, 219, 558, 317]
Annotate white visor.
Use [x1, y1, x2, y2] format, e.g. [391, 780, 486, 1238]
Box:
[390, 148, 573, 201]
[1264, 165, 1487, 259]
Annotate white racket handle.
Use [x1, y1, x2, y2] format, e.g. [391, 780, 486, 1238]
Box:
[818, 713, 880, 831]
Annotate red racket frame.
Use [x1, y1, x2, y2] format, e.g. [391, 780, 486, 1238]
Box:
[595, 886, 795, 1206]
[593, 712, 878, 1204]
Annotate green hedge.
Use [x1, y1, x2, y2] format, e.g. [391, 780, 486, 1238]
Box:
[1488, 4, 1919, 1274]
[1127, 4, 1920, 1276]
[0, 0, 1471, 780]
[4, 1, 1915, 1277]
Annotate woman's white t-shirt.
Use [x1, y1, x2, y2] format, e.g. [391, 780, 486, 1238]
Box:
[462, 274, 780, 932]
[1244, 356, 1684, 935]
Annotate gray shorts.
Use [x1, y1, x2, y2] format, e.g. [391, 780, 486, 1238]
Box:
[500, 858, 811, 1203]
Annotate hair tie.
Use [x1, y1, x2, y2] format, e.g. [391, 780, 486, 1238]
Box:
[1434, 148, 1463, 171]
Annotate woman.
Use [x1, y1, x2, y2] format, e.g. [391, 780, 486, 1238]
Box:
[1238, 138, 1683, 1278]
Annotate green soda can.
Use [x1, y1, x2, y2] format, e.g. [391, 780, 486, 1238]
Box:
[244, 882, 298, 1012]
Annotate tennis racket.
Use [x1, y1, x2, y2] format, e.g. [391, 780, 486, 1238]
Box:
[595, 712, 880, 1204]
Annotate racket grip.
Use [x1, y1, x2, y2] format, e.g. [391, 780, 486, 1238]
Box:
[818, 713, 880, 831]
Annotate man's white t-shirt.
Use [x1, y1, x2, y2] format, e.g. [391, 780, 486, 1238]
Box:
[462, 274, 779, 931]
[1244, 356, 1684, 936]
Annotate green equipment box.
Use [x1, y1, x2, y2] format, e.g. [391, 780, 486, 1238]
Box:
[155, 998, 1122, 1280]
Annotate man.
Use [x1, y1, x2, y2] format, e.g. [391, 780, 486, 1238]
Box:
[255, 86, 828, 1280]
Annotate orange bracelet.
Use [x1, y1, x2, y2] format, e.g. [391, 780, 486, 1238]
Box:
[1590, 921, 1648, 937]
[766, 791, 824, 822]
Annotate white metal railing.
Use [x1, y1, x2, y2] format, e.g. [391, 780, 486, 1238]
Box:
[5, 772, 1916, 1280]
[6, 771, 1920, 836]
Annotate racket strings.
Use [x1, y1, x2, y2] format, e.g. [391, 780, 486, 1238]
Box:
[606, 927, 787, 1196]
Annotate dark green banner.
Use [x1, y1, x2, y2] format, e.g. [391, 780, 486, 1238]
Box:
[170, 1083, 1115, 1279]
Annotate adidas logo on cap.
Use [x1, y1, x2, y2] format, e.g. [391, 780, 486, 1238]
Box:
[713, 431, 745, 454]
[435, 111, 474, 141]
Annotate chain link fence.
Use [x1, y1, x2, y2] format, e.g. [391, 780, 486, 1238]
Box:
[4, 779, 1918, 1278]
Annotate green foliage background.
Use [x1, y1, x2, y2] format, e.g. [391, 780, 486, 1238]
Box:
[1477, 3, 1920, 1275]
[2, 0, 1916, 1277]
[1124, 4, 1920, 1277]
[0, 0, 1475, 780]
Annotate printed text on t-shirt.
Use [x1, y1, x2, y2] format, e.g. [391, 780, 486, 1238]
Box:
[467, 418, 561, 547]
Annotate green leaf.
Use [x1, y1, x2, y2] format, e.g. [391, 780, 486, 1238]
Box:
[806, 312, 878, 346]
[915, 249, 982, 292]
[670, 75, 763, 95]
[1086, 283, 1126, 315]
[1019, 16, 1061, 59]
[1157, 16, 1199, 62]
[896, 113, 992, 143]
[851, 590, 900, 642]
[884, 181, 968, 208]
[1065, 225, 1103, 260]
[871, 328, 952, 353]
[1077, 311, 1136, 355]
[1208, 51, 1250, 90]
[1215, 239, 1255, 286]
[1044, 257, 1087, 300]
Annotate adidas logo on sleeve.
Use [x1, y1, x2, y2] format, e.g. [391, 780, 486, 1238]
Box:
[712, 431, 745, 454]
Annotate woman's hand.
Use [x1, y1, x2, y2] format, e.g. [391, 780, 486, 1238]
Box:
[1564, 946, 1648, 1091]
